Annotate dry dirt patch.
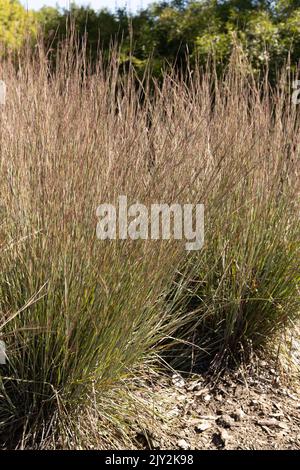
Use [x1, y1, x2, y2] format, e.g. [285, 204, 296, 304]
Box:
[133, 357, 300, 450]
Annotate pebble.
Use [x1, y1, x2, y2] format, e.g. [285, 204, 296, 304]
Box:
[203, 394, 211, 402]
[177, 438, 189, 450]
[232, 408, 246, 422]
[195, 421, 212, 433]
[172, 373, 185, 388]
[219, 428, 230, 446]
[216, 414, 235, 429]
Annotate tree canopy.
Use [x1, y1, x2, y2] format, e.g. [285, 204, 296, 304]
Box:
[0, 0, 37, 49]
[1, 1, 300, 78]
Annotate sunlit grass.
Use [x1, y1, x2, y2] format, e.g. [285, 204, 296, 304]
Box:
[0, 42, 299, 448]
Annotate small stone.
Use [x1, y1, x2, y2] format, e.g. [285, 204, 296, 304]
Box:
[220, 428, 230, 445]
[188, 380, 203, 391]
[232, 408, 246, 422]
[172, 373, 185, 388]
[203, 394, 211, 402]
[212, 429, 229, 448]
[177, 439, 189, 450]
[151, 439, 160, 449]
[216, 414, 235, 429]
[195, 421, 212, 433]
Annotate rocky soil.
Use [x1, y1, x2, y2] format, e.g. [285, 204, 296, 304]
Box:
[134, 340, 300, 450]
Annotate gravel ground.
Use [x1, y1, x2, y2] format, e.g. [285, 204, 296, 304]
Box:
[133, 349, 300, 450]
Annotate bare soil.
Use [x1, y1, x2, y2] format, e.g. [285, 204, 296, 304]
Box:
[134, 353, 300, 450]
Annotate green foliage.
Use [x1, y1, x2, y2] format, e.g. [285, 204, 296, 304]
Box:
[2, 1, 300, 79]
[0, 0, 37, 50]
[169, 196, 299, 369]
[0, 37, 299, 448]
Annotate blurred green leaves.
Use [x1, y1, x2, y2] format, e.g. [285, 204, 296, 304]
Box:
[1, 1, 300, 79]
[0, 0, 37, 50]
